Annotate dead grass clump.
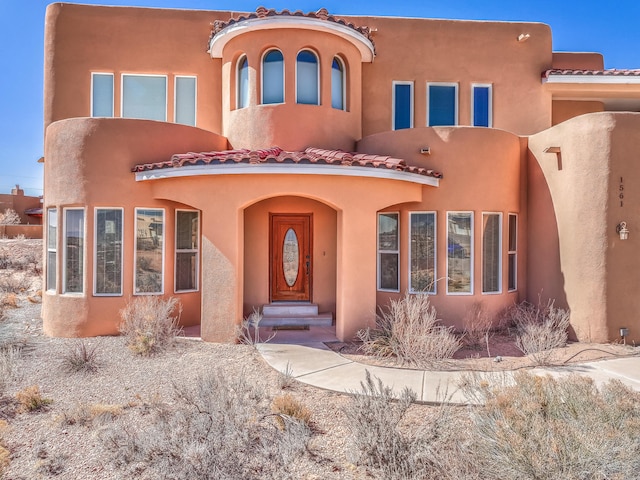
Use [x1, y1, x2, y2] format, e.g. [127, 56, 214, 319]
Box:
[460, 371, 640, 479]
[236, 307, 274, 346]
[101, 371, 311, 479]
[0, 346, 20, 396]
[271, 394, 311, 430]
[119, 296, 181, 356]
[0, 420, 9, 475]
[0, 273, 31, 294]
[357, 293, 461, 367]
[59, 403, 124, 427]
[463, 302, 494, 354]
[16, 385, 52, 413]
[1, 293, 18, 309]
[61, 341, 100, 374]
[511, 299, 570, 365]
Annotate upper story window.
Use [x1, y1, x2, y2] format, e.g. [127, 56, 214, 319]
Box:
[392, 81, 413, 130]
[472, 84, 492, 127]
[122, 74, 167, 122]
[91, 73, 114, 117]
[175, 76, 197, 126]
[427, 83, 458, 126]
[331, 56, 345, 110]
[296, 50, 319, 105]
[237, 56, 250, 109]
[262, 50, 284, 104]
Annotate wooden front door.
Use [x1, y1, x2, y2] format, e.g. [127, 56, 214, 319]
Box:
[270, 214, 312, 302]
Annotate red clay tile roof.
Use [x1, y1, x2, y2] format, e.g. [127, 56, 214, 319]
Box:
[543, 69, 640, 78]
[132, 146, 442, 179]
[209, 7, 376, 53]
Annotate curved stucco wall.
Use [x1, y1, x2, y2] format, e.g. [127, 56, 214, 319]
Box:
[358, 127, 524, 329]
[43, 117, 228, 337]
[529, 112, 640, 343]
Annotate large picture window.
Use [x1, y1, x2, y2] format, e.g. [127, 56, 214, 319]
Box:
[94, 208, 123, 296]
[91, 73, 114, 117]
[122, 74, 167, 121]
[447, 212, 473, 294]
[296, 50, 319, 105]
[175, 210, 199, 292]
[378, 212, 399, 291]
[508, 213, 518, 291]
[482, 213, 502, 294]
[135, 208, 164, 294]
[46, 208, 57, 291]
[409, 212, 436, 293]
[262, 50, 284, 104]
[331, 57, 345, 110]
[472, 84, 492, 127]
[427, 83, 458, 126]
[392, 81, 413, 130]
[63, 208, 85, 294]
[175, 76, 196, 126]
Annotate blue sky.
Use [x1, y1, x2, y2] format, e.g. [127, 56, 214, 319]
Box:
[1, 1, 639, 196]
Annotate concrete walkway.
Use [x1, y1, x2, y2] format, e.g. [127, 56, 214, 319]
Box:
[256, 330, 640, 404]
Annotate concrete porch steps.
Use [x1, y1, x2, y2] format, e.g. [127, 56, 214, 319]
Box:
[261, 303, 333, 327]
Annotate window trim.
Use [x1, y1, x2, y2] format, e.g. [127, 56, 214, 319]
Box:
[62, 207, 86, 296]
[408, 211, 437, 295]
[426, 82, 459, 127]
[121, 73, 169, 122]
[134, 207, 166, 295]
[236, 54, 249, 110]
[93, 207, 124, 297]
[508, 213, 518, 292]
[392, 81, 414, 130]
[471, 83, 493, 128]
[295, 49, 320, 106]
[174, 75, 197, 126]
[46, 208, 58, 293]
[90, 72, 114, 118]
[261, 48, 285, 105]
[174, 209, 200, 293]
[331, 55, 346, 111]
[481, 211, 502, 295]
[377, 211, 400, 293]
[446, 211, 474, 296]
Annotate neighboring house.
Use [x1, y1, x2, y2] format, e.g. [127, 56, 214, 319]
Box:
[42, 3, 640, 343]
[0, 185, 42, 225]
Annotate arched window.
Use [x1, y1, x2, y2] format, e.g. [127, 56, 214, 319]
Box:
[296, 50, 319, 105]
[262, 50, 284, 104]
[237, 55, 249, 109]
[331, 57, 345, 110]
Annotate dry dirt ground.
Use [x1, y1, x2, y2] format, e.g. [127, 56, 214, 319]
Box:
[1, 239, 638, 479]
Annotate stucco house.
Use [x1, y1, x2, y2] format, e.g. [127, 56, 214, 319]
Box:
[42, 3, 640, 344]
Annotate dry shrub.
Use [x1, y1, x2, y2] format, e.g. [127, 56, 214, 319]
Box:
[271, 394, 311, 430]
[0, 209, 20, 226]
[1, 293, 17, 309]
[101, 371, 311, 480]
[0, 346, 20, 396]
[510, 298, 570, 365]
[462, 302, 493, 353]
[16, 385, 52, 413]
[0, 273, 31, 294]
[0, 420, 9, 475]
[459, 371, 640, 480]
[357, 293, 461, 367]
[61, 341, 100, 374]
[119, 296, 181, 356]
[236, 307, 274, 345]
[59, 403, 123, 427]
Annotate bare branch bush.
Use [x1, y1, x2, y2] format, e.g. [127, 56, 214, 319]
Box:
[119, 296, 182, 356]
[0, 209, 20, 226]
[0, 346, 20, 397]
[101, 371, 311, 480]
[357, 293, 461, 367]
[510, 299, 570, 365]
[236, 307, 274, 346]
[60, 341, 100, 374]
[462, 302, 494, 355]
[459, 371, 640, 480]
[0, 272, 32, 294]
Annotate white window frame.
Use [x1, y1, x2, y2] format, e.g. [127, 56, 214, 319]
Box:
[377, 212, 400, 292]
[408, 211, 437, 294]
[261, 48, 285, 105]
[392, 81, 414, 130]
[93, 207, 124, 297]
[508, 213, 518, 292]
[446, 211, 474, 295]
[426, 82, 459, 127]
[62, 207, 86, 295]
[174, 75, 197, 126]
[471, 83, 493, 127]
[236, 54, 249, 110]
[295, 49, 320, 106]
[121, 73, 168, 122]
[46, 208, 57, 293]
[90, 72, 114, 118]
[134, 207, 165, 295]
[331, 56, 347, 111]
[174, 209, 200, 293]
[481, 212, 502, 295]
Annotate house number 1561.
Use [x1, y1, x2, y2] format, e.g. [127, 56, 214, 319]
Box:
[620, 177, 624, 207]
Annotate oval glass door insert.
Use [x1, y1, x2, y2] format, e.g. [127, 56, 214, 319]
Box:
[283, 228, 299, 287]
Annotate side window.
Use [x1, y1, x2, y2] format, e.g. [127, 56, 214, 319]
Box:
[447, 212, 473, 294]
[472, 84, 492, 127]
[392, 81, 413, 130]
[409, 212, 436, 293]
[296, 50, 319, 105]
[262, 50, 284, 104]
[95, 208, 123, 296]
[46, 208, 57, 291]
[508, 214, 518, 291]
[135, 208, 164, 294]
[237, 55, 249, 109]
[175, 76, 197, 126]
[331, 57, 345, 110]
[63, 208, 85, 294]
[378, 212, 400, 292]
[427, 83, 458, 126]
[91, 73, 114, 117]
[482, 212, 502, 294]
[175, 210, 200, 292]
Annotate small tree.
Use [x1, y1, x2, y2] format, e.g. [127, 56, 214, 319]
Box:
[0, 209, 20, 225]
